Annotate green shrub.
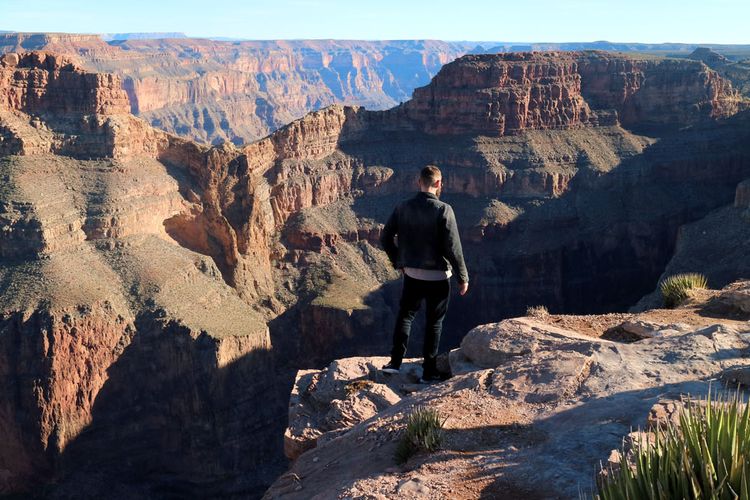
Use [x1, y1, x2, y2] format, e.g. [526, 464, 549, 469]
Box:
[395, 406, 445, 464]
[660, 273, 708, 308]
[526, 305, 549, 318]
[597, 392, 750, 500]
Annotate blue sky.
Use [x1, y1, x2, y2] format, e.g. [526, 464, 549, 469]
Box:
[2, 0, 748, 43]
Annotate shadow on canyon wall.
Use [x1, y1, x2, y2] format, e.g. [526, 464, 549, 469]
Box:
[40, 111, 750, 499]
[262, 109, 750, 373]
[341, 110, 750, 335]
[52, 313, 292, 499]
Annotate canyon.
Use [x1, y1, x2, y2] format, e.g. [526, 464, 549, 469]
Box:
[2, 32, 749, 147]
[0, 46, 750, 498]
[0, 32, 471, 145]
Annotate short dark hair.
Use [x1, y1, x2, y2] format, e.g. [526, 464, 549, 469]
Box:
[420, 165, 441, 187]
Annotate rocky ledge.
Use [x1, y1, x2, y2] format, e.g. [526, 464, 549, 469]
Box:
[401, 51, 745, 136]
[266, 282, 750, 499]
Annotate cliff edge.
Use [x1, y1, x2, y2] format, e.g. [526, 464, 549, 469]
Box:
[266, 283, 750, 498]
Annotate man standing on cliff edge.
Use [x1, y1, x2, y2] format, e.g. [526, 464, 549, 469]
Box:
[380, 165, 469, 383]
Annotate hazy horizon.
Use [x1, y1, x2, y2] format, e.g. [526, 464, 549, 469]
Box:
[4, 30, 750, 47]
[2, 0, 749, 45]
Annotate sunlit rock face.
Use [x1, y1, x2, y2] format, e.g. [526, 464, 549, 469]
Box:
[0, 52, 278, 496]
[0, 33, 472, 144]
[1, 47, 750, 497]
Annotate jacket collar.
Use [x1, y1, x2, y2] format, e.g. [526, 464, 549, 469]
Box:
[416, 191, 438, 200]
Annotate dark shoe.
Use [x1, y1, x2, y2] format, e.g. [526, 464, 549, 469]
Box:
[381, 362, 401, 374]
[419, 372, 442, 384]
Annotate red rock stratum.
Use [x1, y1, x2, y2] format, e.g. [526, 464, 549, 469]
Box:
[0, 33, 471, 144]
[1, 48, 749, 497]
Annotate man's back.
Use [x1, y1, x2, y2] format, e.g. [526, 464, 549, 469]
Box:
[381, 191, 468, 284]
[379, 165, 468, 381]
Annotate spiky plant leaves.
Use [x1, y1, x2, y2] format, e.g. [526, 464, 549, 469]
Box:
[597, 391, 750, 500]
[659, 273, 708, 308]
[394, 406, 446, 465]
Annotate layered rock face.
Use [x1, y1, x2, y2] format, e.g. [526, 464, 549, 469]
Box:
[401, 51, 744, 135]
[688, 47, 750, 96]
[255, 52, 750, 348]
[2, 47, 750, 498]
[0, 53, 285, 496]
[146, 49, 750, 361]
[403, 52, 595, 135]
[0, 51, 165, 159]
[0, 52, 129, 115]
[0, 34, 470, 144]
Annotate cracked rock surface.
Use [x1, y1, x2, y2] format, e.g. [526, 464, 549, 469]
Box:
[267, 291, 750, 499]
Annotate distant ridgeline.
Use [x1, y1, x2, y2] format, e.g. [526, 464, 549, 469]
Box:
[0, 31, 749, 145]
[100, 32, 188, 40]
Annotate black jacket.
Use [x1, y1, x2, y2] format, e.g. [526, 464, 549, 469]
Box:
[380, 192, 469, 283]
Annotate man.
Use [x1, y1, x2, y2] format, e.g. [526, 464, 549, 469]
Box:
[380, 165, 469, 383]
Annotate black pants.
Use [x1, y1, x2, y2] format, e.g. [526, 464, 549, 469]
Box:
[390, 275, 450, 375]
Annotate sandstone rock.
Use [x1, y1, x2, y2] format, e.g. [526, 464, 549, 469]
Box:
[0, 52, 19, 66]
[0, 52, 130, 116]
[0, 56, 285, 495]
[457, 317, 601, 369]
[403, 51, 743, 136]
[618, 319, 693, 339]
[689, 47, 750, 96]
[284, 357, 418, 460]
[0, 212, 276, 494]
[404, 52, 594, 136]
[490, 350, 594, 404]
[447, 348, 477, 376]
[268, 316, 750, 499]
[647, 401, 683, 429]
[397, 477, 431, 497]
[0, 34, 471, 144]
[716, 282, 750, 313]
[721, 367, 750, 387]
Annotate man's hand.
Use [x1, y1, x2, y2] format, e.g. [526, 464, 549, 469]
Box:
[458, 281, 469, 296]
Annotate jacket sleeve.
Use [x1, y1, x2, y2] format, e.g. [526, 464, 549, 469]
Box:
[441, 205, 469, 283]
[380, 206, 399, 268]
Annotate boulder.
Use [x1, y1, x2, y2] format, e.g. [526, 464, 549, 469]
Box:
[458, 317, 603, 369]
[716, 282, 750, 313]
[283, 357, 418, 460]
[618, 319, 693, 339]
[490, 350, 594, 403]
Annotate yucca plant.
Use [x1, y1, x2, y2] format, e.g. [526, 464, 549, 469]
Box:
[660, 273, 708, 308]
[395, 406, 446, 465]
[597, 392, 750, 499]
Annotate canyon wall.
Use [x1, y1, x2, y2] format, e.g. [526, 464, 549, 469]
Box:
[145, 50, 750, 360]
[1, 49, 750, 497]
[0, 33, 470, 144]
[2, 34, 748, 146]
[249, 52, 750, 359]
[0, 53, 285, 496]
[0, 52, 129, 115]
[401, 51, 744, 135]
